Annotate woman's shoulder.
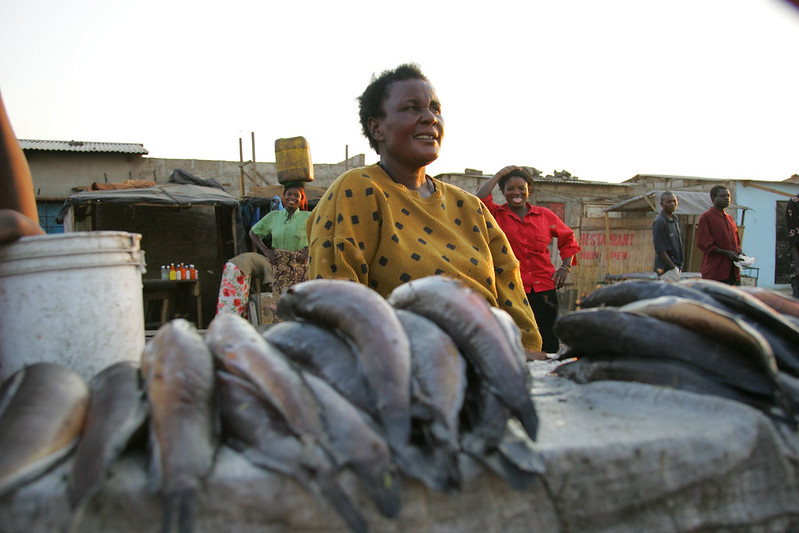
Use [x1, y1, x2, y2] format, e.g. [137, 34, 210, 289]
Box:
[329, 164, 383, 189]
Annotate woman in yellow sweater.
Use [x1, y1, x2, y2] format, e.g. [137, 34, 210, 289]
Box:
[306, 64, 542, 353]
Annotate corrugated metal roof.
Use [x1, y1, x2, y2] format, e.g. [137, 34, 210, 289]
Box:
[18, 139, 148, 155]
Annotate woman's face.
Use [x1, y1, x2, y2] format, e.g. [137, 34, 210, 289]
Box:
[501, 176, 529, 209]
[368, 78, 444, 170]
[284, 187, 301, 210]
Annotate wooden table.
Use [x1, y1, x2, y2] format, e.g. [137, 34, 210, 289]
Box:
[142, 279, 203, 329]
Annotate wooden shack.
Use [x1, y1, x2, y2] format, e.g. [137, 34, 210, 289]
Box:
[61, 182, 242, 328]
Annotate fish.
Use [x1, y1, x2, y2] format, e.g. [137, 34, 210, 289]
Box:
[579, 279, 719, 309]
[302, 372, 402, 518]
[740, 286, 799, 319]
[490, 307, 529, 370]
[142, 319, 217, 533]
[276, 279, 412, 451]
[619, 296, 778, 371]
[472, 419, 545, 491]
[395, 309, 466, 451]
[554, 356, 779, 415]
[679, 279, 799, 377]
[69, 361, 149, 512]
[388, 275, 539, 442]
[216, 370, 368, 533]
[554, 308, 793, 418]
[0, 363, 89, 498]
[262, 320, 374, 417]
[205, 313, 330, 448]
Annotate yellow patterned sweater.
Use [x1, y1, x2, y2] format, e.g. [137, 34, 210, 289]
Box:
[306, 164, 542, 351]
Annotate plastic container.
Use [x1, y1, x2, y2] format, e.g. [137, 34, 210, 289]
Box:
[0, 231, 146, 382]
[275, 136, 314, 184]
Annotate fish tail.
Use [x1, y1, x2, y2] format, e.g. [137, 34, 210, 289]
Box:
[315, 474, 369, 533]
[178, 490, 197, 533]
[160, 490, 197, 533]
[514, 398, 540, 442]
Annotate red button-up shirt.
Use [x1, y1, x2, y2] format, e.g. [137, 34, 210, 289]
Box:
[481, 194, 581, 293]
[696, 206, 741, 282]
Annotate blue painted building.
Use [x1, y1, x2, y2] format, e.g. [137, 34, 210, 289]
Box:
[734, 179, 799, 289]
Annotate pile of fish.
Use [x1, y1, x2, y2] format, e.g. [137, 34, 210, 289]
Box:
[553, 279, 799, 428]
[0, 275, 544, 533]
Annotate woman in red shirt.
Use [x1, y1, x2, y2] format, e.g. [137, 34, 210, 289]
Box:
[477, 166, 581, 353]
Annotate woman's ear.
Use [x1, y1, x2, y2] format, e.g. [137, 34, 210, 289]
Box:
[367, 117, 383, 143]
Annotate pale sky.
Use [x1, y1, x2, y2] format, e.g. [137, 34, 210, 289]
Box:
[1, 0, 798, 184]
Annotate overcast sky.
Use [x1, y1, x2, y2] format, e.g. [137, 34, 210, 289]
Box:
[1, 0, 798, 184]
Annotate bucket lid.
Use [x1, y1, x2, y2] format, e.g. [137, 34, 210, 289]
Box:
[0, 231, 146, 276]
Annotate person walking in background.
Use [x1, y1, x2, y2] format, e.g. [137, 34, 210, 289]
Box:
[249, 181, 311, 316]
[306, 63, 542, 353]
[696, 185, 742, 285]
[215, 252, 273, 319]
[652, 191, 684, 282]
[787, 195, 799, 298]
[476, 165, 581, 353]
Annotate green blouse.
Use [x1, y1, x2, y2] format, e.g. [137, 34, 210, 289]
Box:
[251, 209, 311, 251]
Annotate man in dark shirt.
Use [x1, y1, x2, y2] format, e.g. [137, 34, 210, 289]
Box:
[696, 185, 742, 285]
[787, 195, 799, 298]
[652, 191, 684, 282]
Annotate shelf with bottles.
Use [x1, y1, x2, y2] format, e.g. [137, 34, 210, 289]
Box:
[160, 262, 198, 281]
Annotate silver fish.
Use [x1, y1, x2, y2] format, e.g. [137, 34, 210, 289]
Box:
[217, 370, 368, 533]
[679, 279, 799, 377]
[205, 312, 329, 447]
[395, 309, 466, 450]
[277, 279, 412, 451]
[69, 361, 149, 511]
[555, 308, 795, 423]
[302, 372, 402, 519]
[0, 363, 89, 497]
[388, 275, 539, 442]
[262, 320, 374, 417]
[142, 319, 216, 533]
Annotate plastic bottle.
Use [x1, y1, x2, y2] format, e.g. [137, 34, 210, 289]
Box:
[180, 263, 187, 280]
[160, 265, 168, 280]
[169, 263, 176, 281]
[189, 264, 197, 280]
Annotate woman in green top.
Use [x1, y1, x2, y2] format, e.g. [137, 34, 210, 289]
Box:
[249, 182, 311, 312]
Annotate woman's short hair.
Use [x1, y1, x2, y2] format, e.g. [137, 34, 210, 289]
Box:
[358, 63, 429, 154]
[499, 168, 534, 191]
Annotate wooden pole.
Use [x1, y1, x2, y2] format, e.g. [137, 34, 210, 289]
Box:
[251, 132, 257, 185]
[238, 137, 245, 197]
[0, 90, 38, 222]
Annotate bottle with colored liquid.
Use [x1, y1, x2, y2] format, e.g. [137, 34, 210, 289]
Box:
[169, 263, 176, 280]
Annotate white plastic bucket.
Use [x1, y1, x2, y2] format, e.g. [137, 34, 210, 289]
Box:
[0, 231, 146, 382]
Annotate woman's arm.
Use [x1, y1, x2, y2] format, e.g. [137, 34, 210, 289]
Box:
[475, 165, 518, 199]
[249, 228, 275, 261]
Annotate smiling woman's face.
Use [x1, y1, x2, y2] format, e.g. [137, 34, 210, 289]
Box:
[501, 176, 530, 209]
[368, 78, 444, 170]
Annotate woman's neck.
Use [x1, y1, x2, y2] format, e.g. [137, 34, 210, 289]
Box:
[379, 161, 427, 190]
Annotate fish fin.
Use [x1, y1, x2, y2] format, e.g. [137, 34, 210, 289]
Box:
[512, 396, 540, 442]
[471, 449, 540, 491]
[0, 367, 25, 418]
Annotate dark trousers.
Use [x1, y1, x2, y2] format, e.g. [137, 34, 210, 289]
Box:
[528, 289, 560, 353]
[792, 276, 799, 299]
